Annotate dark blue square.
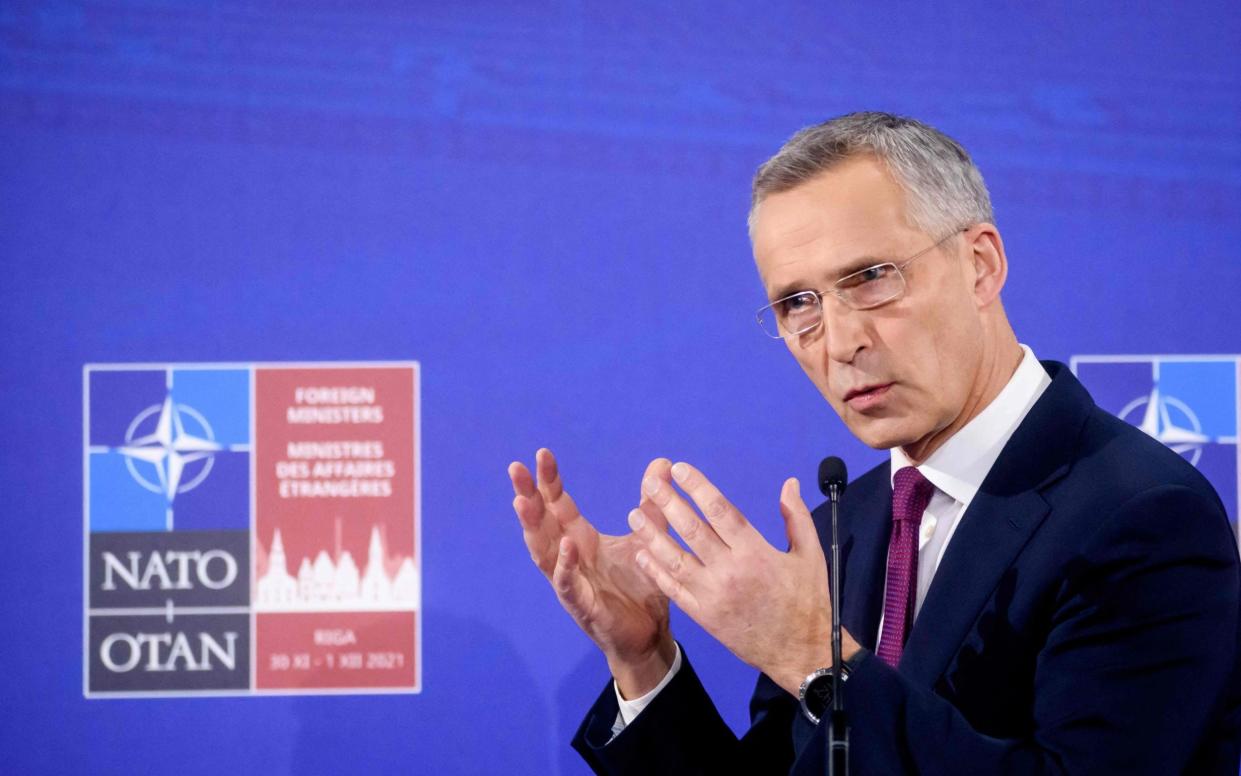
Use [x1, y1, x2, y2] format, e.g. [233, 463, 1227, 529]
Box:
[1074, 361, 1152, 419]
[170, 450, 250, 531]
[88, 368, 167, 447]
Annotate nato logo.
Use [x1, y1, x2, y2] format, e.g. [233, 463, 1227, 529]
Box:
[85, 365, 253, 694]
[87, 366, 251, 533]
[1071, 355, 1240, 530]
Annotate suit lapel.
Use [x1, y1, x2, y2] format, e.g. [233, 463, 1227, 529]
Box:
[899, 361, 1093, 686]
[900, 487, 1049, 685]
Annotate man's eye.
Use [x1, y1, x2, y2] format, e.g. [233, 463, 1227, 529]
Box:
[780, 294, 816, 314]
[840, 264, 894, 288]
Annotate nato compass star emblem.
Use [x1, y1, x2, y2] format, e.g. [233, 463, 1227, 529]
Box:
[1119, 386, 1210, 466]
[118, 396, 222, 501]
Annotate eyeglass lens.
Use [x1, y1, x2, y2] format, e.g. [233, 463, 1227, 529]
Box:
[760, 265, 907, 337]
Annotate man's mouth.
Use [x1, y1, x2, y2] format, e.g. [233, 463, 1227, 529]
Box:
[843, 383, 894, 410]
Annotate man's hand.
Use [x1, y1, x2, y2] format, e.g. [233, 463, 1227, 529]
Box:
[627, 461, 860, 695]
[508, 449, 677, 698]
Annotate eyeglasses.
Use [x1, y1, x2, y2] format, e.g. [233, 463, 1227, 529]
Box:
[755, 227, 968, 339]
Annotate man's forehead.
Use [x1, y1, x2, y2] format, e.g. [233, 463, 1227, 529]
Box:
[753, 208, 834, 259]
[754, 163, 907, 243]
[752, 199, 855, 269]
[751, 161, 918, 291]
[753, 216, 904, 296]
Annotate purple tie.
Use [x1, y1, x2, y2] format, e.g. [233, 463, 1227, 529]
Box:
[876, 466, 935, 668]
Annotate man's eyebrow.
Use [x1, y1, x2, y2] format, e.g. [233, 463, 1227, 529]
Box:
[767, 255, 886, 302]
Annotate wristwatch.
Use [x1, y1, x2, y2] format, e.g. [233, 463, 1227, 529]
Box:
[798, 663, 851, 725]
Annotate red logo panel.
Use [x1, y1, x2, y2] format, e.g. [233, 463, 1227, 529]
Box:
[253, 366, 419, 691]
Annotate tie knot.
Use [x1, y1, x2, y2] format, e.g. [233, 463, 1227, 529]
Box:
[892, 466, 934, 524]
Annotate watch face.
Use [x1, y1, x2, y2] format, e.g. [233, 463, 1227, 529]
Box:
[806, 674, 833, 719]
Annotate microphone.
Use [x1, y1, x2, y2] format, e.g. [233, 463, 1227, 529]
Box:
[818, 455, 849, 775]
[819, 456, 848, 500]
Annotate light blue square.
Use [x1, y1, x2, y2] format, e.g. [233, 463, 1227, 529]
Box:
[170, 369, 250, 446]
[1157, 361, 1237, 439]
[89, 453, 167, 532]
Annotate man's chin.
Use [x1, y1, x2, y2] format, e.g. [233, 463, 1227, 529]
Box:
[842, 417, 920, 451]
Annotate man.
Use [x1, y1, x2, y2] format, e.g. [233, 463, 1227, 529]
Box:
[508, 112, 1241, 774]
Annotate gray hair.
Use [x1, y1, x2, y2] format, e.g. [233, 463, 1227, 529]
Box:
[748, 111, 993, 238]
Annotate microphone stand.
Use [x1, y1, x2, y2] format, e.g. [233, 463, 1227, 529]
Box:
[827, 480, 849, 775]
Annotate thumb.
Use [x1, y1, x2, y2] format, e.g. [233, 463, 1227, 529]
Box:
[779, 477, 821, 557]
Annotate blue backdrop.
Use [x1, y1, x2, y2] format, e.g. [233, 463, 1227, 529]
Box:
[1, 2, 1239, 774]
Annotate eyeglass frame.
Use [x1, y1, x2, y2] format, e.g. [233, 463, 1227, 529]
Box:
[754, 226, 971, 339]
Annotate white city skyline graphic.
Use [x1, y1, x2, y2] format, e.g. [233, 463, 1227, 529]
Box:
[256, 522, 419, 612]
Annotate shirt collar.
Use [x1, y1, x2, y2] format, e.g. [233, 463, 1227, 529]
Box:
[890, 345, 1051, 507]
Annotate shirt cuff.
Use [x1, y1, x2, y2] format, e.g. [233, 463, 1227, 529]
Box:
[611, 642, 683, 733]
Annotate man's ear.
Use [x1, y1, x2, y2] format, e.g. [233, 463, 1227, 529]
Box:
[967, 224, 1007, 308]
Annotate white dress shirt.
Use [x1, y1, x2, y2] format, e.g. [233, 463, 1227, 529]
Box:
[882, 344, 1050, 634]
[613, 345, 1051, 731]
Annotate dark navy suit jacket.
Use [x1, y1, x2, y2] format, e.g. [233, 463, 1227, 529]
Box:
[572, 362, 1241, 774]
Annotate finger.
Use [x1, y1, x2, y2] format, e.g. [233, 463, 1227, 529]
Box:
[552, 537, 595, 621]
[511, 492, 544, 532]
[635, 547, 699, 617]
[628, 508, 703, 588]
[670, 461, 759, 548]
[638, 458, 673, 531]
[641, 470, 728, 562]
[535, 448, 586, 529]
[640, 459, 673, 498]
[779, 477, 822, 557]
[508, 460, 536, 498]
[512, 493, 556, 577]
[509, 460, 548, 534]
[535, 448, 564, 500]
[637, 498, 667, 532]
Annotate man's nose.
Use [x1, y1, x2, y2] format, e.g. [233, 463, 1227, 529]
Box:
[820, 297, 869, 365]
